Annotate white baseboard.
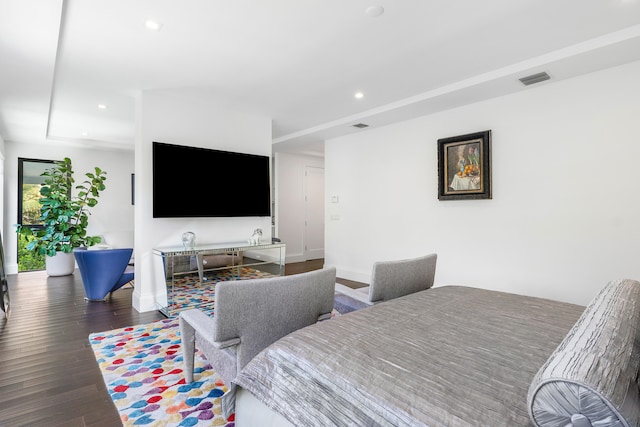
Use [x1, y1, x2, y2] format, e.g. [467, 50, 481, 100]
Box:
[6, 263, 19, 275]
[285, 254, 305, 264]
[334, 267, 371, 284]
[132, 289, 160, 313]
[334, 283, 370, 303]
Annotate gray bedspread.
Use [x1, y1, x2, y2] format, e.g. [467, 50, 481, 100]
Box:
[234, 285, 585, 426]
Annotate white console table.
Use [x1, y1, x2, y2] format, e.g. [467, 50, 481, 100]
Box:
[153, 241, 286, 317]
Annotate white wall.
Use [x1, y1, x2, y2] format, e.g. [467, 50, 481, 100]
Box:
[325, 60, 640, 307]
[133, 89, 272, 312]
[0, 134, 5, 237]
[274, 151, 324, 263]
[2, 141, 134, 273]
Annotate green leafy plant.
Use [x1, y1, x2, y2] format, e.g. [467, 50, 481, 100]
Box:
[15, 157, 107, 257]
[17, 234, 45, 271]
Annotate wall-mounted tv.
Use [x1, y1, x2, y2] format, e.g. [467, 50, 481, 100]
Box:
[153, 141, 271, 218]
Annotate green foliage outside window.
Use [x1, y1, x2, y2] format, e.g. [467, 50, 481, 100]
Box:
[19, 183, 46, 271]
[22, 183, 44, 225]
[17, 233, 45, 271]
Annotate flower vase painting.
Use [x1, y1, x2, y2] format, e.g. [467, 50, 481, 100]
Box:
[437, 130, 492, 201]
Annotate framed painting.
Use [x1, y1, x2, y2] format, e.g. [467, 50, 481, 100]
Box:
[438, 130, 492, 200]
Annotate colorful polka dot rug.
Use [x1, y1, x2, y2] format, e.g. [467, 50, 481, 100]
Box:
[87, 271, 275, 426]
[89, 268, 352, 426]
[168, 267, 274, 313]
[89, 313, 233, 427]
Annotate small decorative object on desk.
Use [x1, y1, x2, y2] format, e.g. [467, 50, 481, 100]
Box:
[181, 231, 196, 249]
[248, 228, 262, 245]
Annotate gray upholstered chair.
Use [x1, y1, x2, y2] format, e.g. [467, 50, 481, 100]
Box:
[179, 266, 336, 386]
[336, 253, 437, 305]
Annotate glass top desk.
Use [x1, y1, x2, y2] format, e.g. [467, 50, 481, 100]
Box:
[153, 241, 286, 317]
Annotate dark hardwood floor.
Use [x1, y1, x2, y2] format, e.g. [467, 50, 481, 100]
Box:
[0, 260, 365, 427]
[0, 271, 164, 427]
[286, 259, 367, 289]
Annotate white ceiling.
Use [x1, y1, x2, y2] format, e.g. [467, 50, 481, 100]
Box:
[1, 0, 640, 157]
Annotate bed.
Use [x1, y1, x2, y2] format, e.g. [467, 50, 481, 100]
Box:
[230, 279, 640, 426]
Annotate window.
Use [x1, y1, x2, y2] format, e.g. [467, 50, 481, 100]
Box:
[17, 158, 56, 271]
[18, 158, 57, 226]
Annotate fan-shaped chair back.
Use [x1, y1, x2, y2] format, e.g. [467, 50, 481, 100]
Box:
[74, 248, 134, 301]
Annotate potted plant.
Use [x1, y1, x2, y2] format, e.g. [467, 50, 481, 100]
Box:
[16, 157, 107, 276]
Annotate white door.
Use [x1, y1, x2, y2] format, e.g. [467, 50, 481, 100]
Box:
[304, 166, 324, 260]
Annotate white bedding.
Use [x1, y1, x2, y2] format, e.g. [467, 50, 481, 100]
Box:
[236, 386, 294, 427]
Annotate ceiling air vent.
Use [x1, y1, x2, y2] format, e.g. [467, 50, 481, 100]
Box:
[352, 123, 369, 128]
[519, 72, 550, 86]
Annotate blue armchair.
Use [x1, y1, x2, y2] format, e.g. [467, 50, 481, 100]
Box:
[74, 248, 134, 301]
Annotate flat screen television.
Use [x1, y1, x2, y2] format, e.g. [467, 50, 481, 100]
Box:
[152, 141, 271, 218]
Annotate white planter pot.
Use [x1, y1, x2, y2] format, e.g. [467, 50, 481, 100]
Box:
[46, 252, 75, 276]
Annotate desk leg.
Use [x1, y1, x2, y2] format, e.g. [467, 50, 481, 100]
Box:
[196, 253, 205, 282]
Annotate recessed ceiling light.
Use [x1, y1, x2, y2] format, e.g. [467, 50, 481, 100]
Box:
[145, 20, 163, 31]
[354, 92, 364, 99]
[81, 132, 88, 137]
[365, 6, 384, 17]
[97, 104, 107, 109]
